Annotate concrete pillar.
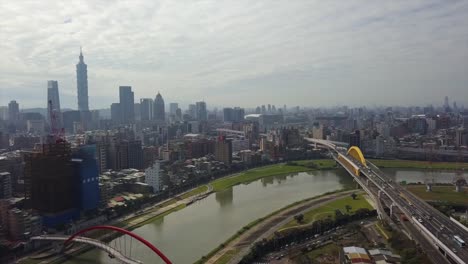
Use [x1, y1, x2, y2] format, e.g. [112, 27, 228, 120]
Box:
[390, 202, 395, 216]
[426, 184, 432, 192]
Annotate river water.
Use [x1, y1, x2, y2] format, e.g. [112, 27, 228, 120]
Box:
[63, 169, 465, 264]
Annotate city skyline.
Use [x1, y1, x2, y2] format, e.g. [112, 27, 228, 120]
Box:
[1, 1, 468, 108]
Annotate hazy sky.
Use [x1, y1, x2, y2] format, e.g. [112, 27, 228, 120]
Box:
[1, 0, 468, 109]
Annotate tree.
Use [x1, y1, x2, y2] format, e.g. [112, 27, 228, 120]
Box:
[351, 193, 357, 200]
[345, 205, 352, 213]
[294, 214, 304, 223]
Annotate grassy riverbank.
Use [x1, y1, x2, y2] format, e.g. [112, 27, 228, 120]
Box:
[279, 193, 372, 230]
[196, 189, 356, 264]
[369, 159, 468, 170]
[406, 185, 468, 204]
[211, 159, 337, 192]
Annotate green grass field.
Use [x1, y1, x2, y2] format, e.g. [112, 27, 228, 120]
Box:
[179, 185, 208, 199]
[303, 243, 340, 261]
[280, 193, 373, 229]
[211, 160, 336, 192]
[213, 249, 239, 264]
[407, 185, 468, 204]
[370, 159, 468, 170]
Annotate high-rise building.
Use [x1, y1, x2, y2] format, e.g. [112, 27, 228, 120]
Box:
[456, 128, 468, 147]
[169, 103, 179, 115]
[154, 92, 165, 122]
[176, 108, 182, 121]
[72, 145, 100, 211]
[128, 140, 143, 169]
[188, 104, 197, 118]
[134, 103, 141, 121]
[108, 140, 129, 170]
[145, 160, 165, 193]
[76, 47, 89, 111]
[0, 106, 8, 120]
[24, 141, 79, 227]
[8, 100, 19, 123]
[0, 172, 12, 199]
[196, 101, 207, 121]
[215, 136, 232, 165]
[140, 98, 153, 121]
[47, 80, 62, 127]
[119, 86, 135, 123]
[223, 107, 245, 122]
[110, 103, 121, 124]
[62, 110, 82, 133]
[349, 130, 361, 148]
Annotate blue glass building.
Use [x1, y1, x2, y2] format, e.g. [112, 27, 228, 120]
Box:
[72, 144, 100, 211]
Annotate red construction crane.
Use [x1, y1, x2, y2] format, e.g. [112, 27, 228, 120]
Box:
[48, 100, 65, 143]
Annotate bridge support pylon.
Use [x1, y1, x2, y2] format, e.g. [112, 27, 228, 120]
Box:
[390, 202, 396, 216]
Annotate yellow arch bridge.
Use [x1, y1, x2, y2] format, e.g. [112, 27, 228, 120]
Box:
[337, 146, 367, 176]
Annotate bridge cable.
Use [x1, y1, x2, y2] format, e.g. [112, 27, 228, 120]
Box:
[129, 237, 133, 259]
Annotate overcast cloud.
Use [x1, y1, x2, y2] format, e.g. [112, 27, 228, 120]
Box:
[1, 0, 468, 109]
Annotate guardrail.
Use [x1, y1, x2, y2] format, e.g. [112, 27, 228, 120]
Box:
[450, 217, 468, 232]
[411, 217, 466, 264]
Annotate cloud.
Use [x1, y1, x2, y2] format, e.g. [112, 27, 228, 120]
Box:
[1, 0, 468, 109]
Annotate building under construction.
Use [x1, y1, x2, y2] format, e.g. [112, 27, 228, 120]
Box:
[24, 141, 79, 227]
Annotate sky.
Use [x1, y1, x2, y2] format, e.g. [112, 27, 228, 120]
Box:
[1, 0, 468, 110]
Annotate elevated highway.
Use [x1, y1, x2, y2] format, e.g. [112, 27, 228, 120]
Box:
[307, 138, 468, 264]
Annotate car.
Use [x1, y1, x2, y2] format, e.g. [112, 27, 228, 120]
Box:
[452, 248, 457, 253]
[418, 218, 423, 223]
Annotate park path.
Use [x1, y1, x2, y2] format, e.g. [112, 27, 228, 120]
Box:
[205, 190, 359, 264]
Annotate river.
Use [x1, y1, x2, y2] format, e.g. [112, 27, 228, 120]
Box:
[63, 168, 465, 264]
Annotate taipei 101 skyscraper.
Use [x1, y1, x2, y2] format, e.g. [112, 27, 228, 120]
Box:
[76, 47, 89, 111]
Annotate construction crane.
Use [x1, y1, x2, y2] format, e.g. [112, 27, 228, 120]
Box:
[48, 100, 65, 143]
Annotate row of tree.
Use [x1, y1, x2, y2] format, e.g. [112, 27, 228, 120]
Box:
[240, 208, 377, 263]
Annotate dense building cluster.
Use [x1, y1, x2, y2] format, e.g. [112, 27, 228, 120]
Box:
[1, 50, 467, 258]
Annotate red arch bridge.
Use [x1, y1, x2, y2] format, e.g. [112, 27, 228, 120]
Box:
[31, 225, 172, 264]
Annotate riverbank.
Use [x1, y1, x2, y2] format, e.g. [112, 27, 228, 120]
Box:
[211, 159, 337, 192]
[200, 189, 359, 264]
[406, 184, 467, 204]
[369, 159, 468, 170]
[279, 192, 372, 230]
[20, 160, 329, 264]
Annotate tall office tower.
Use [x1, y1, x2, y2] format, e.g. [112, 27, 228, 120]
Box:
[196, 101, 207, 121]
[134, 103, 141, 121]
[119, 86, 135, 123]
[110, 103, 121, 124]
[176, 108, 182, 121]
[215, 136, 232, 165]
[154, 92, 165, 122]
[47, 81, 62, 128]
[76, 47, 89, 111]
[188, 104, 197, 118]
[169, 103, 179, 115]
[140, 98, 153, 121]
[128, 140, 143, 169]
[7, 100, 19, 123]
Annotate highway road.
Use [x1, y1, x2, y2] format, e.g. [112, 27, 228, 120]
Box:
[346, 153, 468, 263]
